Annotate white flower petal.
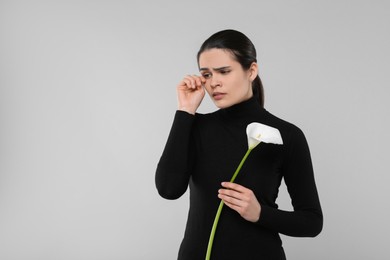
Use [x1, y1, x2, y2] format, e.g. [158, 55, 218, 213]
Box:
[246, 122, 283, 149]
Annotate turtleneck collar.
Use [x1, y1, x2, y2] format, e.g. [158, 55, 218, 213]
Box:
[217, 94, 266, 120]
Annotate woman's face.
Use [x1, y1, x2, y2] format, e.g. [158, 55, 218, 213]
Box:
[198, 48, 257, 109]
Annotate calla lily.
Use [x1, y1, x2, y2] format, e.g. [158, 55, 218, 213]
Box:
[247, 122, 284, 149]
[205, 122, 283, 260]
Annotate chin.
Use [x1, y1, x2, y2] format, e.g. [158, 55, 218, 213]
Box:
[213, 100, 232, 109]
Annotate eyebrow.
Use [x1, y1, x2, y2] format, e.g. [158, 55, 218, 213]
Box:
[199, 66, 231, 71]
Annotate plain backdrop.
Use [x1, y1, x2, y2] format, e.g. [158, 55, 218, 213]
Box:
[1, 1, 389, 259]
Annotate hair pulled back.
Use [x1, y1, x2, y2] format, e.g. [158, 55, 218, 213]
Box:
[197, 29, 264, 107]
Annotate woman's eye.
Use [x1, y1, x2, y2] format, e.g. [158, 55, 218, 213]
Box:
[202, 73, 211, 79]
[220, 70, 230, 75]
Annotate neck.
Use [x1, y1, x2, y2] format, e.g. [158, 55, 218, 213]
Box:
[218, 94, 264, 119]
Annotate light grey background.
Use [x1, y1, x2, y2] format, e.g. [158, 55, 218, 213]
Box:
[1, 1, 389, 259]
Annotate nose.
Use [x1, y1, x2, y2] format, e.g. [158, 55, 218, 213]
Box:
[210, 75, 220, 88]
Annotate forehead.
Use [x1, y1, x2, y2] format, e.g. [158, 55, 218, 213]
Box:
[198, 48, 238, 69]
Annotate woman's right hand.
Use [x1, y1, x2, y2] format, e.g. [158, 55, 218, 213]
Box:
[177, 75, 206, 115]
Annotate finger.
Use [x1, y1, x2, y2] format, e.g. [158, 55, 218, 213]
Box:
[182, 75, 204, 89]
[219, 189, 252, 207]
[200, 75, 206, 84]
[218, 193, 243, 207]
[192, 75, 203, 88]
[221, 182, 248, 193]
[223, 200, 242, 212]
[188, 75, 201, 88]
[184, 75, 196, 88]
[218, 188, 242, 199]
[178, 77, 188, 87]
[182, 78, 195, 90]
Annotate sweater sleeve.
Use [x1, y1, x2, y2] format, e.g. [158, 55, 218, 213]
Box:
[155, 110, 195, 200]
[257, 126, 323, 237]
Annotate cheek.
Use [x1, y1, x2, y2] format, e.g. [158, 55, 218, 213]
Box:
[204, 82, 213, 94]
[235, 75, 251, 91]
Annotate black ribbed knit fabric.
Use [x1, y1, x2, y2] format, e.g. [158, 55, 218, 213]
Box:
[155, 95, 323, 260]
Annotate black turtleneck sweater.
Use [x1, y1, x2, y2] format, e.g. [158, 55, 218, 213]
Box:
[155, 96, 323, 260]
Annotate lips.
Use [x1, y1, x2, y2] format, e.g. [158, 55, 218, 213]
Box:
[212, 92, 226, 100]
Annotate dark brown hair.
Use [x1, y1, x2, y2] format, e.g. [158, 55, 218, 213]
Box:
[197, 29, 264, 107]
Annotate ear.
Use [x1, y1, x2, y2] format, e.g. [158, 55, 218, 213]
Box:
[248, 62, 258, 81]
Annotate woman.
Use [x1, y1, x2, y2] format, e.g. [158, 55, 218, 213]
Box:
[155, 29, 323, 260]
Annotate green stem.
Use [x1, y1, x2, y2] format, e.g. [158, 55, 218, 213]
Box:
[205, 148, 253, 260]
[229, 148, 253, 183]
[205, 200, 224, 260]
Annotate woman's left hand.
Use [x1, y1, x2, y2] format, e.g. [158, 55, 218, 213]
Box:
[218, 182, 261, 223]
